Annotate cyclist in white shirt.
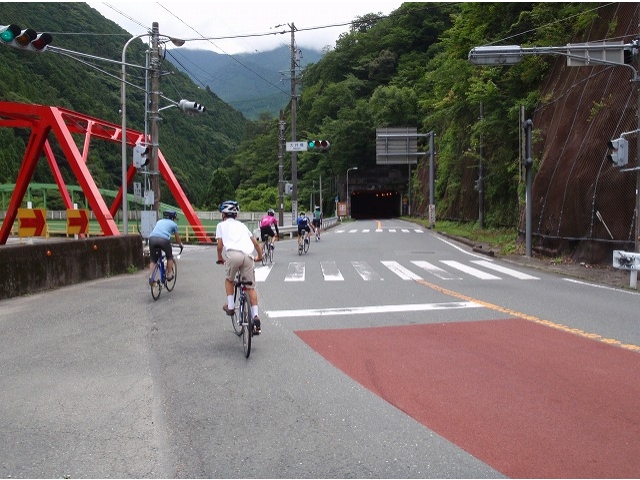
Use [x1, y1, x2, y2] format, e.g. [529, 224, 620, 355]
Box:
[215, 201, 263, 334]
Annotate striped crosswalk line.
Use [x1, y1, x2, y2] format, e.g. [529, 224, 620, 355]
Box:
[255, 259, 540, 283]
[471, 260, 539, 280]
[440, 260, 501, 280]
[412, 260, 462, 280]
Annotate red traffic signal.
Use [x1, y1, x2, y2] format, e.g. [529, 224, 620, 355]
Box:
[0, 24, 52, 52]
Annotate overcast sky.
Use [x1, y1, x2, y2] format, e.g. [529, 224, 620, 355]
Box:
[87, 1, 404, 55]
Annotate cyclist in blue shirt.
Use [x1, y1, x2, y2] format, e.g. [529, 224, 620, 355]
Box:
[297, 211, 315, 250]
[148, 210, 183, 285]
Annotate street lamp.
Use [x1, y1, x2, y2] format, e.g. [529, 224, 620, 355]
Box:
[346, 167, 358, 218]
[120, 29, 184, 235]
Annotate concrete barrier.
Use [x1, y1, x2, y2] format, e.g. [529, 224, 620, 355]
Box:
[0, 235, 144, 300]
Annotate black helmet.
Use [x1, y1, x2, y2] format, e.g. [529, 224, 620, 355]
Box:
[163, 210, 177, 220]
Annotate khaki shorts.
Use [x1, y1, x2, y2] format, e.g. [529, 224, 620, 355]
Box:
[224, 250, 256, 288]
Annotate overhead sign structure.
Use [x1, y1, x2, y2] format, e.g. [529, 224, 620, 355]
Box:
[286, 141, 308, 152]
[376, 127, 428, 165]
[18, 207, 46, 237]
[66, 209, 89, 235]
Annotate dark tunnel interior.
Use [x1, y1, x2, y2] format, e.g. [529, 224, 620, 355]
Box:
[350, 190, 400, 219]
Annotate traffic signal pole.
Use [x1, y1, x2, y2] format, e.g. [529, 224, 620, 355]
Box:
[150, 22, 161, 216]
[290, 23, 298, 225]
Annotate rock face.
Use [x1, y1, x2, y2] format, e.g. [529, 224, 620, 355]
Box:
[530, 3, 639, 264]
[416, 4, 640, 265]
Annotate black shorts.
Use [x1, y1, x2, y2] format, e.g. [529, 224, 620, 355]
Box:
[297, 225, 311, 235]
[260, 225, 276, 242]
[149, 236, 172, 263]
[312, 218, 321, 228]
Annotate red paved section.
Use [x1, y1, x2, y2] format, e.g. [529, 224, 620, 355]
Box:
[296, 319, 640, 478]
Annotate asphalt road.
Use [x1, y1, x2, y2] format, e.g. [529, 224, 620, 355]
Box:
[1, 218, 639, 478]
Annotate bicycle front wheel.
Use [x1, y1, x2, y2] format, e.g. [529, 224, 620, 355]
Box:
[165, 260, 177, 291]
[241, 296, 252, 358]
[151, 263, 162, 300]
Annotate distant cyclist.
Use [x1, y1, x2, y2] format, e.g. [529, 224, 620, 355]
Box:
[148, 210, 183, 285]
[312, 205, 323, 238]
[297, 211, 315, 250]
[259, 208, 280, 250]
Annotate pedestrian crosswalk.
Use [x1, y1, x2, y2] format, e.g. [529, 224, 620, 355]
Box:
[255, 259, 539, 283]
[334, 228, 424, 234]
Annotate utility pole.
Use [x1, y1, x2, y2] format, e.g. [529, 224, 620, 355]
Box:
[278, 110, 285, 226]
[290, 23, 298, 224]
[149, 22, 161, 215]
[478, 102, 484, 229]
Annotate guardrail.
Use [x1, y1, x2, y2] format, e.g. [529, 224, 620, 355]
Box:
[252, 216, 340, 240]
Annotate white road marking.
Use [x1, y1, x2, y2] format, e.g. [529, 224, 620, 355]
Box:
[321, 261, 344, 281]
[381, 261, 422, 280]
[471, 260, 539, 280]
[266, 301, 482, 318]
[411, 260, 461, 280]
[441, 260, 501, 280]
[284, 262, 305, 282]
[352, 261, 384, 281]
[255, 264, 273, 282]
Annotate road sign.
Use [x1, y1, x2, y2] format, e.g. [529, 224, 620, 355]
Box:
[66, 209, 89, 235]
[286, 141, 308, 152]
[18, 208, 46, 237]
[613, 250, 640, 270]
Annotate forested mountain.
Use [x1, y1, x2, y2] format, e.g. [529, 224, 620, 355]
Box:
[168, 46, 323, 120]
[1, 2, 637, 261]
[0, 2, 248, 209]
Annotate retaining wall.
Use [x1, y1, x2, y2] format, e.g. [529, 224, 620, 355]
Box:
[0, 235, 144, 300]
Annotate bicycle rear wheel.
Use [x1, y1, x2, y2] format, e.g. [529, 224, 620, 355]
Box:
[231, 287, 243, 335]
[165, 260, 177, 291]
[241, 296, 252, 358]
[151, 263, 162, 300]
[261, 243, 268, 266]
[268, 242, 274, 264]
[303, 236, 310, 253]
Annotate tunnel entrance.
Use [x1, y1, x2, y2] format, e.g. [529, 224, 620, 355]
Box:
[351, 189, 400, 219]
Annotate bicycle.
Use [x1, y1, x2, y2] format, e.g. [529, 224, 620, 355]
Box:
[314, 227, 320, 242]
[261, 234, 277, 266]
[231, 270, 255, 358]
[149, 244, 183, 300]
[216, 258, 257, 358]
[298, 230, 311, 255]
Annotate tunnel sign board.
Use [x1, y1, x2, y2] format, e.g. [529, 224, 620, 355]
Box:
[66, 209, 89, 235]
[18, 208, 47, 237]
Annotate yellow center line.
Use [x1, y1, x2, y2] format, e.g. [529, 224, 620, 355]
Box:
[376, 220, 382, 230]
[415, 278, 640, 353]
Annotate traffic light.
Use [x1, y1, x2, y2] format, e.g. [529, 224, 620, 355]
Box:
[307, 139, 330, 151]
[606, 137, 628, 168]
[178, 99, 206, 115]
[0, 24, 52, 52]
[133, 144, 150, 168]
